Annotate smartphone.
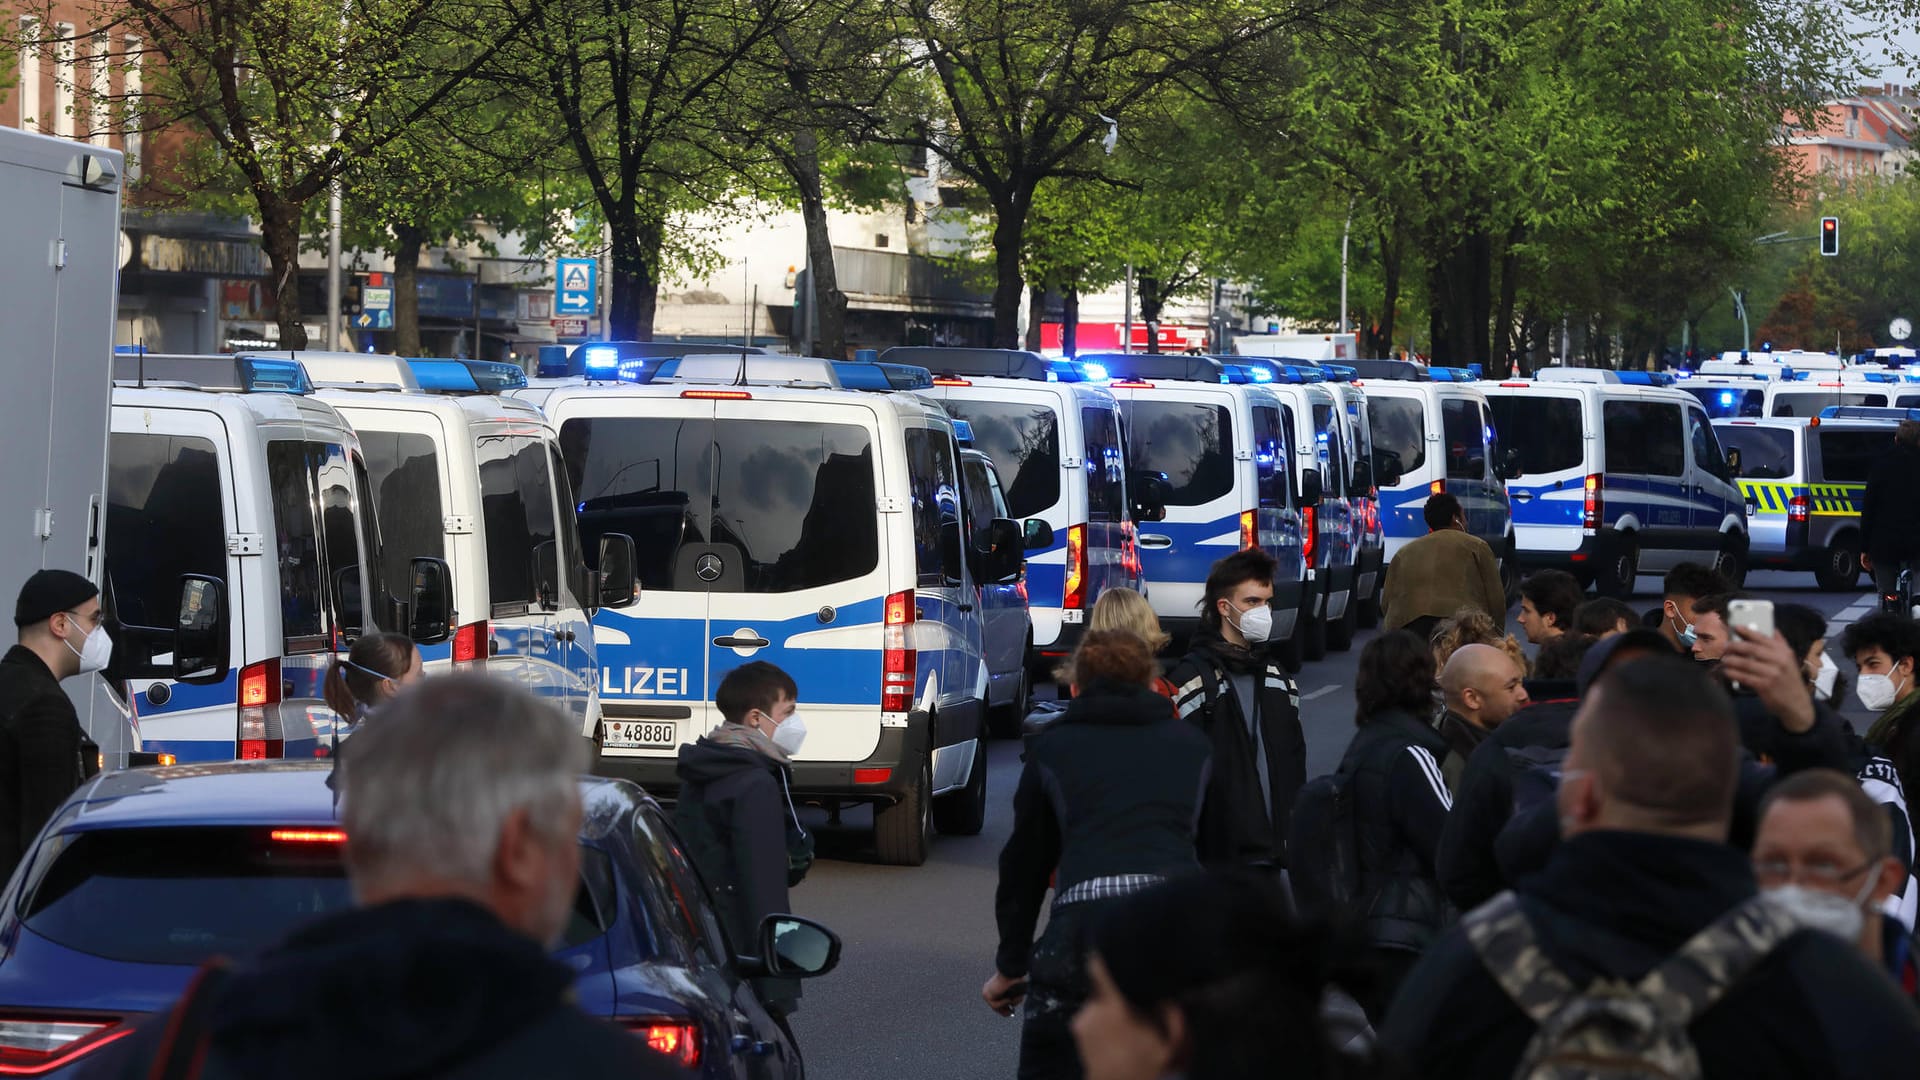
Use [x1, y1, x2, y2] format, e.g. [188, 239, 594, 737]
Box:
[1727, 598, 1775, 641]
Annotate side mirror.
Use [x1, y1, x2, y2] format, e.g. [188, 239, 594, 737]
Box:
[979, 517, 1024, 583]
[1497, 447, 1524, 481]
[1374, 450, 1404, 488]
[330, 565, 365, 636]
[173, 575, 229, 683]
[597, 532, 640, 609]
[1022, 518, 1056, 551]
[939, 520, 966, 584]
[1130, 470, 1169, 523]
[409, 557, 453, 644]
[1725, 449, 1743, 478]
[1300, 469, 1324, 506]
[531, 540, 560, 610]
[748, 914, 842, 980]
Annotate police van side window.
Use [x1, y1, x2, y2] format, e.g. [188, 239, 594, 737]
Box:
[1312, 403, 1347, 494]
[941, 401, 1060, 520]
[1687, 410, 1730, 482]
[356, 431, 443, 614]
[548, 443, 589, 605]
[477, 435, 559, 616]
[559, 417, 713, 594]
[266, 441, 329, 651]
[104, 434, 225, 632]
[318, 444, 370, 636]
[1252, 405, 1289, 509]
[1347, 399, 1375, 491]
[1082, 407, 1126, 522]
[906, 429, 951, 588]
[1820, 430, 1891, 483]
[960, 457, 997, 543]
[1441, 399, 1484, 482]
[712, 420, 878, 592]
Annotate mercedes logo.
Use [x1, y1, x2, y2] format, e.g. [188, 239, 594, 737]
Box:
[695, 554, 724, 582]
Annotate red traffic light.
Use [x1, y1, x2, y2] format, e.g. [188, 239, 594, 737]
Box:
[1820, 216, 1839, 257]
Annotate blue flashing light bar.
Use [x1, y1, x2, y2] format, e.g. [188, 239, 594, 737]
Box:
[1427, 367, 1478, 383]
[1819, 405, 1920, 422]
[879, 346, 1088, 382]
[1319, 364, 1359, 383]
[237, 357, 313, 394]
[831, 360, 935, 391]
[1613, 370, 1677, 387]
[1078, 352, 1225, 384]
[952, 419, 975, 446]
[580, 345, 621, 373]
[407, 359, 481, 392]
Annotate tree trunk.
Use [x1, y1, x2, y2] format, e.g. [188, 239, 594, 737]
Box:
[989, 195, 1027, 349]
[1025, 284, 1046, 351]
[608, 215, 664, 341]
[1374, 227, 1402, 359]
[390, 220, 427, 357]
[1427, 258, 1451, 365]
[259, 197, 308, 349]
[1139, 273, 1164, 353]
[1490, 224, 1524, 379]
[1063, 286, 1080, 357]
[789, 131, 849, 358]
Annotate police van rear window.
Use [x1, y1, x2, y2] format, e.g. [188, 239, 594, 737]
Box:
[1820, 429, 1892, 483]
[1772, 391, 1886, 418]
[1714, 426, 1794, 480]
[358, 432, 445, 608]
[1368, 397, 1427, 477]
[1119, 401, 1233, 507]
[562, 417, 713, 594]
[105, 434, 226, 633]
[1489, 396, 1583, 475]
[940, 401, 1060, 519]
[477, 435, 560, 617]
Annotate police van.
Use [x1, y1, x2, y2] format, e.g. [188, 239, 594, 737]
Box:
[1712, 414, 1903, 590]
[1237, 363, 1351, 661]
[1762, 371, 1920, 419]
[1319, 365, 1388, 625]
[1484, 368, 1746, 597]
[526, 356, 1024, 866]
[1078, 352, 1307, 654]
[102, 354, 452, 762]
[958, 446, 1037, 735]
[294, 353, 636, 735]
[1348, 360, 1517, 597]
[882, 347, 1150, 671]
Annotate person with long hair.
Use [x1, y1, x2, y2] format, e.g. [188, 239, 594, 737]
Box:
[985, 629, 1212, 1079]
[322, 631, 422, 726]
[1080, 588, 1175, 698]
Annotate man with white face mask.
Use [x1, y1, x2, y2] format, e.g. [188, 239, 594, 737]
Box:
[1753, 769, 1917, 1001]
[0, 569, 108, 883]
[1168, 549, 1307, 876]
[1844, 613, 1920, 814]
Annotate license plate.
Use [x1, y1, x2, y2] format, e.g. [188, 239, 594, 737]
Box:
[601, 720, 679, 749]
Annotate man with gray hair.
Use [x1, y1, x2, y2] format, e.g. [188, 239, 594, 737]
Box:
[81, 675, 689, 1079]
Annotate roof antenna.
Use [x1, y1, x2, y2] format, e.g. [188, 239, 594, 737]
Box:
[136, 339, 146, 388]
[734, 345, 749, 388]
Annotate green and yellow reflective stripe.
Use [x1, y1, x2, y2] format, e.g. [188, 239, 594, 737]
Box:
[1809, 482, 1863, 516]
[1738, 481, 1799, 515]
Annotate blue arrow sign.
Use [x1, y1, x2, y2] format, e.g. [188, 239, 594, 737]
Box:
[556, 258, 598, 316]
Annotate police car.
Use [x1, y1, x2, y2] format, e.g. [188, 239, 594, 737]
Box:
[523, 356, 1021, 866]
[1484, 368, 1746, 597]
[102, 355, 452, 763]
[1712, 412, 1905, 590]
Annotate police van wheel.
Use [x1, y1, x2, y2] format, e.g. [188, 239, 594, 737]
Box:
[875, 756, 933, 866]
[1713, 536, 1749, 589]
[1817, 539, 1862, 592]
[933, 737, 988, 837]
[989, 669, 1028, 740]
[1596, 538, 1638, 600]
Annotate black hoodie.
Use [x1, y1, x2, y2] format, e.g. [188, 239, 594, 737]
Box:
[1165, 635, 1306, 867]
[79, 898, 688, 1080]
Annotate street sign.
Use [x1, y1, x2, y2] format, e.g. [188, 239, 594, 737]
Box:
[555, 258, 598, 316]
[1892, 317, 1912, 342]
[353, 311, 393, 330]
[363, 286, 392, 314]
[551, 317, 589, 337]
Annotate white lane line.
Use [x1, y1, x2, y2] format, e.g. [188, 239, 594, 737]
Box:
[1301, 684, 1341, 701]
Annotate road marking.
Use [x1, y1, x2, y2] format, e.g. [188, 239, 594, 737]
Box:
[1301, 684, 1341, 701]
[1828, 591, 1880, 633]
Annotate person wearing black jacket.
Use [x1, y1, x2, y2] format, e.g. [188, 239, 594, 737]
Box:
[1384, 656, 1920, 1079]
[985, 630, 1212, 1080]
[1165, 549, 1306, 872]
[675, 662, 814, 1021]
[0, 570, 106, 883]
[1861, 420, 1920, 612]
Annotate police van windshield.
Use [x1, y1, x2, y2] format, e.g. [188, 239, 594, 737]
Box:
[1368, 397, 1427, 479]
[1682, 385, 1764, 418]
[939, 401, 1060, 519]
[1119, 401, 1233, 506]
[104, 433, 226, 633]
[1772, 390, 1886, 417]
[1714, 426, 1795, 479]
[558, 418, 878, 593]
[357, 432, 445, 605]
[1488, 396, 1584, 475]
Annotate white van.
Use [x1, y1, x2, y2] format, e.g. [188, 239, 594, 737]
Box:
[293, 353, 634, 736]
[1255, 368, 1349, 662]
[103, 354, 452, 762]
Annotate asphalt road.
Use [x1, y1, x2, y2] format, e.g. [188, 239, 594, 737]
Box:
[786, 570, 1880, 1079]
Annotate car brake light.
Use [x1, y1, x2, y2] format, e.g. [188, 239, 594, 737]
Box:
[1583, 473, 1603, 530]
[1240, 510, 1257, 550]
[1063, 524, 1088, 609]
[1789, 494, 1809, 522]
[452, 619, 489, 667]
[1303, 504, 1318, 564]
[1110, 380, 1154, 389]
[680, 389, 752, 400]
[237, 658, 283, 761]
[620, 1018, 701, 1069]
[1500, 382, 1529, 387]
[0, 1016, 134, 1075]
[932, 377, 971, 386]
[271, 828, 346, 844]
[855, 768, 892, 785]
[883, 590, 915, 713]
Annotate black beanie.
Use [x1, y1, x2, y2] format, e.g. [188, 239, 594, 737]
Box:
[15, 569, 99, 628]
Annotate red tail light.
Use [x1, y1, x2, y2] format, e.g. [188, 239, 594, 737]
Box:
[452, 619, 489, 667]
[1303, 505, 1318, 564]
[855, 768, 893, 785]
[237, 657, 283, 760]
[1063, 524, 1088, 609]
[1429, 479, 1445, 496]
[620, 1018, 701, 1069]
[679, 389, 751, 400]
[0, 1016, 134, 1075]
[883, 590, 915, 714]
[1110, 380, 1154, 389]
[1583, 473, 1603, 530]
[1240, 510, 1257, 550]
[932, 377, 971, 386]
[1788, 494, 1809, 523]
[270, 828, 346, 844]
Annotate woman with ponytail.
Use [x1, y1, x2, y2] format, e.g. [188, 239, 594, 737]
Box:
[322, 631, 422, 726]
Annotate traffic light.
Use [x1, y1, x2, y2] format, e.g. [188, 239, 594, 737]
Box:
[1821, 216, 1839, 257]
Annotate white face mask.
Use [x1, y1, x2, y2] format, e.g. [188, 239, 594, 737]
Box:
[1858, 671, 1909, 713]
[1226, 602, 1273, 644]
[1764, 878, 1875, 942]
[771, 710, 808, 756]
[60, 615, 112, 675]
[1812, 652, 1839, 702]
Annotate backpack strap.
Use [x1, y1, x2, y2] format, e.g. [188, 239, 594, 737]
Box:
[1463, 891, 1579, 1025]
[148, 956, 232, 1080]
[1634, 894, 1802, 1025]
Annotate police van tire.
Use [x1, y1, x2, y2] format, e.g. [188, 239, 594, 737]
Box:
[1817, 538, 1862, 592]
[1328, 590, 1359, 651]
[933, 737, 988, 837]
[1714, 535, 1749, 589]
[1596, 538, 1638, 600]
[989, 668, 1028, 739]
[875, 755, 934, 866]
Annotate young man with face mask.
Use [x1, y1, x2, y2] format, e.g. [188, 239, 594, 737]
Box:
[1649, 561, 1730, 653]
[1753, 769, 1917, 1001]
[1166, 549, 1307, 876]
[1844, 613, 1920, 813]
[0, 569, 107, 884]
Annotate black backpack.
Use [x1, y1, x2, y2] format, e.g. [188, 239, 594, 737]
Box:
[1287, 767, 1362, 918]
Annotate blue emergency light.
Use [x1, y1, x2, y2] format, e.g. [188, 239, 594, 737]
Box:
[953, 419, 975, 446]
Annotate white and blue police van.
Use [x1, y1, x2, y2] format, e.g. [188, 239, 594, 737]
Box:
[1077, 352, 1307, 655]
[1317, 365, 1388, 629]
[524, 356, 1024, 866]
[1762, 369, 1920, 419]
[1347, 360, 1517, 596]
[102, 354, 452, 762]
[1484, 368, 1747, 598]
[881, 347, 1151, 673]
[958, 443, 1037, 736]
[293, 353, 636, 737]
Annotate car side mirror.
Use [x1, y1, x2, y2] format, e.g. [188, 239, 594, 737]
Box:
[1497, 447, 1524, 481]
[979, 517, 1024, 583]
[746, 914, 842, 980]
[1375, 450, 1404, 488]
[597, 532, 640, 609]
[173, 575, 229, 683]
[330, 565, 365, 636]
[939, 520, 966, 584]
[531, 540, 560, 610]
[1022, 518, 1055, 551]
[409, 557, 453, 644]
[1301, 469, 1323, 506]
[1129, 470, 1169, 523]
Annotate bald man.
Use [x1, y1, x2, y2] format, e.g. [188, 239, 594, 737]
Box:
[1435, 644, 1529, 792]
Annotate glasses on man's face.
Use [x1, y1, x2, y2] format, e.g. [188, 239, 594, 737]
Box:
[1752, 855, 1874, 888]
[63, 608, 104, 630]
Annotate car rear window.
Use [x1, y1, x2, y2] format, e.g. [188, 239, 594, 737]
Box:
[1489, 396, 1584, 475]
[1820, 429, 1892, 483]
[356, 431, 445, 604]
[104, 433, 226, 633]
[1683, 385, 1764, 419]
[1367, 397, 1425, 479]
[560, 416, 714, 594]
[941, 401, 1060, 519]
[1119, 400, 1233, 506]
[1772, 390, 1887, 417]
[1082, 407, 1127, 522]
[712, 420, 878, 592]
[476, 435, 561, 616]
[1715, 425, 1795, 480]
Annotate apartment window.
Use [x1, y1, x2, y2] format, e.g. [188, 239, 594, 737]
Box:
[89, 32, 108, 147]
[875, 234, 889, 249]
[52, 23, 73, 139]
[123, 37, 141, 178]
[18, 19, 39, 130]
